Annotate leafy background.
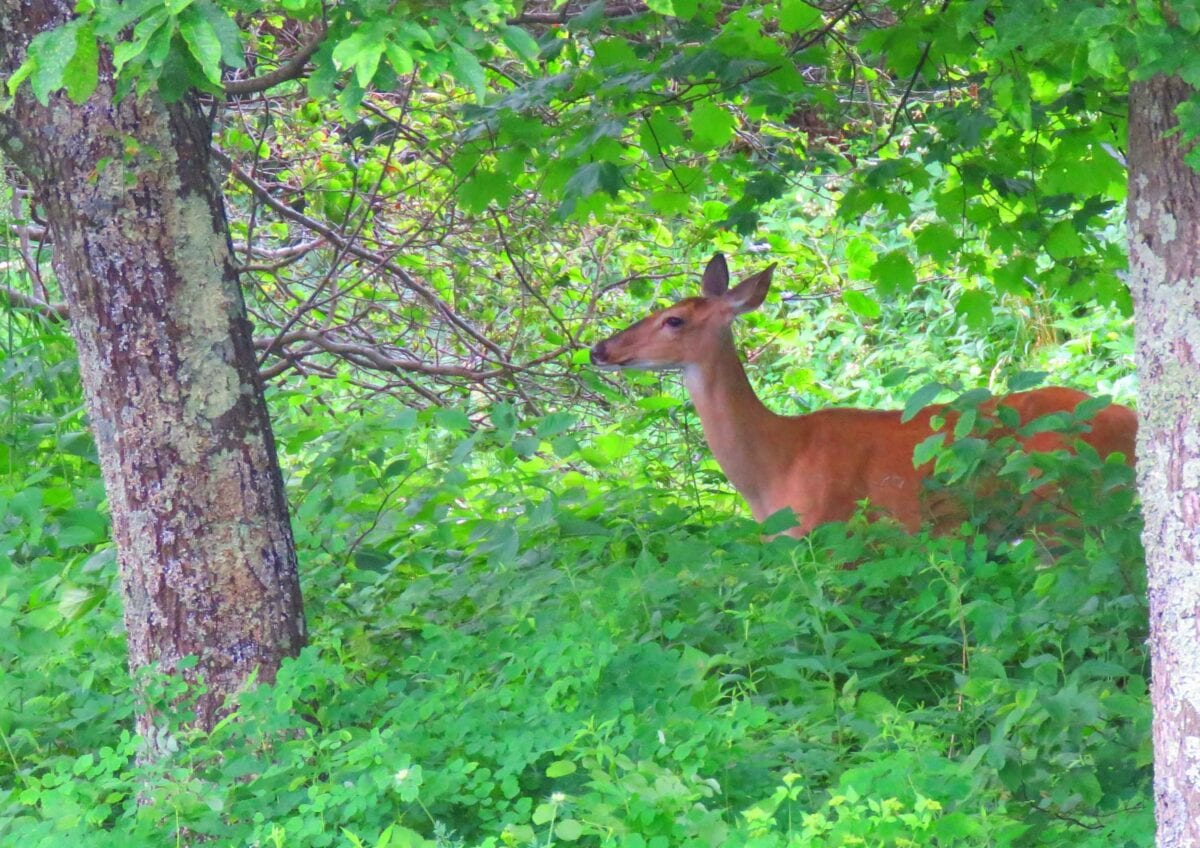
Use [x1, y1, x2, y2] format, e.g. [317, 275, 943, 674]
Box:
[0, 0, 1155, 845]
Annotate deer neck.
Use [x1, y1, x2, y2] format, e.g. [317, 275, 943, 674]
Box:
[681, 331, 792, 514]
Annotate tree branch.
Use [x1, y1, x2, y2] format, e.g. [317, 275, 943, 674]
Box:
[224, 22, 327, 97]
[0, 278, 68, 320]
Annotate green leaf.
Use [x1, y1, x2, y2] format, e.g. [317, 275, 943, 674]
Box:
[780, 0, 821, 33]
[955, 289, 993, 329]
[331, 21, 392, 88]
[1020, 411, 1074, 436]
[1073, 394, 1113, 422]
[673, 0, 699, 19]
[6, 55, 35, 97]
[562, 161, 624, 203]
[1007, 371, 1048, 391]
[386, 41, 414, 75]
[912, 433, 946, 466]
[502, 25, 540, 65]
[870, 250, 917, 295]
[1044, 219, 1084, 259]
[761, 508, 799, 535]
[29, 22, 83, 104]
[195, 0, 245, 69]
[555, 819, 583, 841]
[842, 289, 881, 319]
[449, 43, 487, 103]
[953, 406, 978, 439]
[179, 6, 224, 85]
[459, 169, 509, 214]
[688, 100, 735, 150]
[58, 586, 104, 622]
[914, 223, 959, 261]
[546, 760, 577, 778]
[63, 22, 99, 103]
[902, 381, 946, 423]
[435, 408, 472, 432]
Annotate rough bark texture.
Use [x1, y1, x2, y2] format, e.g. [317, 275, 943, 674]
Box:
[1128, 74, 1200, 847]
[0, 3, 306, 742]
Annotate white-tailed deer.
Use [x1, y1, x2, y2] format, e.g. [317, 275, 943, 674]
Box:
[590, 254, 1137, 537]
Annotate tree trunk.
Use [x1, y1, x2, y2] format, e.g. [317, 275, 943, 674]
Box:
[1128, 74, 1200, 846]
[0, 3, 306, 746]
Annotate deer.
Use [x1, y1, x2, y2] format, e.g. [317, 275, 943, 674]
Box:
[589, 253, 1137, 538]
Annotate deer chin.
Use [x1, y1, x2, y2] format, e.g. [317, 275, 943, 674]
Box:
[600, 359, 683, 372]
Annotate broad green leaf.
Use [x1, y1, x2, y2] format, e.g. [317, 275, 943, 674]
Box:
[902, 382, 947, 423]
[435, 408, 472, 432]
[956, 289, 993, 329]
[1074, 394, 1113, 422]
[29, 22, 82, 104]
[761, 508, 799, 535]
[546, 760, 576, 778]
[562, 161, 624, 203]
[780, 0, 821, 33]
[1020, 411, 1074, 436]
[179, 7, 223, 85]
[912, 433, 946, 466]
[386, 42, 414, 75]
[1044, 220, 1084, 259]
[1007, 371, 1049, 391]
[93, 0, 160, 39]
[870, 250, 917, 294]
[449, 43, 487, 103]
[688, 100, 735, 150]
[914, 223, 959, 261]
[842, 288, 881, 319]
[502, 25, 540, 65]
[397, 21, 436, 50]
[555, 819, 583, 841]
[673, 0, 699, 19]
[195, 0, 245, 69]
[458, 169, 509, 214]
[332, 22, 392, 83]
[953, 406, 977, 439]
[63, 23, 99, 103]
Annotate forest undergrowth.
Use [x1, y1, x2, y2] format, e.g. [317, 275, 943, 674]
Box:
[0, 290, 1148, 847]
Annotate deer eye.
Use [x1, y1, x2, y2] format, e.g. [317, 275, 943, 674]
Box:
[663, 315, 685, 329]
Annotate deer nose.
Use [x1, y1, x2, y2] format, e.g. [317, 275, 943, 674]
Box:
[590, 341, 609, 364]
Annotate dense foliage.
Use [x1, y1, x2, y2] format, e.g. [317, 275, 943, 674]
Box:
[1, 275, 1146, 845]
[7, 0, 1176, 411]
[0, 0, 1165, 843]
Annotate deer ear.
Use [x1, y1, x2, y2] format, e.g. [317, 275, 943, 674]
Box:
[725, 263, 775, 314]
[700, 253, 729, 297]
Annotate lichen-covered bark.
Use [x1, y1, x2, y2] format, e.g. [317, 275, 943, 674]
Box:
[0, 3, 305, 742]
[1128, 74, 1200, 846]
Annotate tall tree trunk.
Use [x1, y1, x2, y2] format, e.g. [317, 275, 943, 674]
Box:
[1128, 74, 1200, 846]
[0, 3, 306, 746]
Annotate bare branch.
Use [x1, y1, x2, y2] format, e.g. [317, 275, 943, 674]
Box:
[254, 329, 505, 379]
[215, 146, 510, 363]
[0, 276, 68, 320]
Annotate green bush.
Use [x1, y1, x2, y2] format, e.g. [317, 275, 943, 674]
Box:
[1, 288, 1146, 846]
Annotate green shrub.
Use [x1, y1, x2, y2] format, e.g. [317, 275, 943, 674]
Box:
[1, 300, 1147, 846]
